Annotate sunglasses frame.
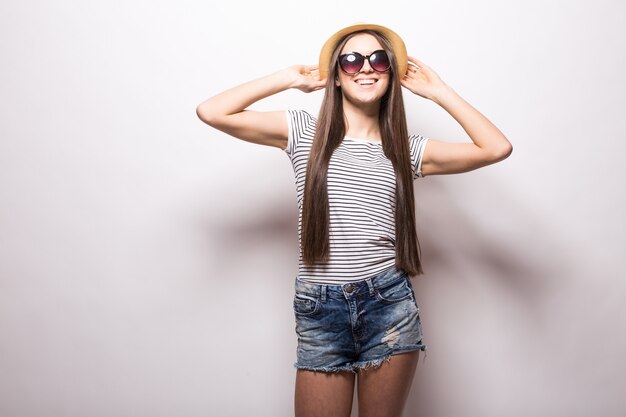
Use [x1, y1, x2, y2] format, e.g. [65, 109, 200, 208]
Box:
[338, 49, 391, 75]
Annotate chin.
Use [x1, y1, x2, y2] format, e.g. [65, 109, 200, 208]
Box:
[349, 92, 386, 106]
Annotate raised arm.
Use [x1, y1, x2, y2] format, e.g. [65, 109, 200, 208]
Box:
[401, 57, 513, 176]
[196, 65, 325, 149]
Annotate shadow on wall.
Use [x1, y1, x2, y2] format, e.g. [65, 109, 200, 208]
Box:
[198, 171, 300, 284]
[197, 168, 574, 416]
[406, 174, 575, 417]
[416, 174, 562, 302]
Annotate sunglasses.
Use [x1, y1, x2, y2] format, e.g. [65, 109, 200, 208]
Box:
[338, 50, 391, 75]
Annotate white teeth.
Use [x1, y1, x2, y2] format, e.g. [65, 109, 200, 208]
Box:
[357, 79, 375, 85]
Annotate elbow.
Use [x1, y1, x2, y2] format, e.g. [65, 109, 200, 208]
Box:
[499, 141, 513, 160]
[490, 139, 513, 163]
[196, 102, 224, 127]
[196, 103, 214, 125]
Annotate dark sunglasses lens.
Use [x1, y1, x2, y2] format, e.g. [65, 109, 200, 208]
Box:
[369, 51, 390, 72]
[340, 53, 363, 74]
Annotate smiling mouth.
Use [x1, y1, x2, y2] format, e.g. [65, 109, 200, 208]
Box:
[355, 79, 378, 86]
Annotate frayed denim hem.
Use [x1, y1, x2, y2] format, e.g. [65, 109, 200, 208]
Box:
[394, 343, 427, 354]
[352, 344, 428, 370]
[294, 363, 357, 373]
[294, 343, 428, 374]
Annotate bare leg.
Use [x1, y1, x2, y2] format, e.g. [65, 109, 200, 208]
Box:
[295, 369, 356, 417]
[356, 351, 420, 417]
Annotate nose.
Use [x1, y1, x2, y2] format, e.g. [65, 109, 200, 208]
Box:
[360, 58, 374, 73]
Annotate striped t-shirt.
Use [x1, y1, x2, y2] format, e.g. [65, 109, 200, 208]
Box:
[284, 110, 429, 284]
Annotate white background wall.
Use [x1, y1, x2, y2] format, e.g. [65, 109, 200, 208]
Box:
[1, 1, 625, 416]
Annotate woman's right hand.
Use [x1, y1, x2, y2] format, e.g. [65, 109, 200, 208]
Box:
[197, 65, 325, 149]
[285, 65, 327, 93]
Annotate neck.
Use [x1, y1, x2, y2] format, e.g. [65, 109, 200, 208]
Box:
[342, 98, 381, 141]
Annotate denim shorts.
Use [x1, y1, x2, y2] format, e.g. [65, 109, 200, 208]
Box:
[293, 267, 426, 373]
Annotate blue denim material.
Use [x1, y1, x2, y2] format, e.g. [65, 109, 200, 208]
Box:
[293, 267, 426, 373]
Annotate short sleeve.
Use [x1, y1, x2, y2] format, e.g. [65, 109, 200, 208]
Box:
[409, 134, 429, 179]
[284, 109, 316, 158]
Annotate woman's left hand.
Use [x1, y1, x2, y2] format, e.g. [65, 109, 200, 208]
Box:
[400, 56, 449, 101]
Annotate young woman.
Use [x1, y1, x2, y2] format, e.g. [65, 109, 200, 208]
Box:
[197, 23, 511, 417]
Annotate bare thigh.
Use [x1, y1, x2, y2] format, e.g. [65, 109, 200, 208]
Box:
[295, 369, 356, 417]
[356, 351, 421, 417]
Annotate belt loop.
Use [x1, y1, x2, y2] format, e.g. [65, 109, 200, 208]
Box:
[320, 285, 327, 303]
[365, 278, 375, 297]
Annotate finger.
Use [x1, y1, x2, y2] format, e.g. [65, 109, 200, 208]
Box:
[408, 56, 424, 69]
[405, 66, 419, 77]
[410, 57, 428, 68]
[310, 82, 326, 92]
[313, 78, 327, 88]
[408, 62, 422, 73]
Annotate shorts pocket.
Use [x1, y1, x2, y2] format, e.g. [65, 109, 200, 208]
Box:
[375, 277, 414, 304]
[293, 292, 320, 316]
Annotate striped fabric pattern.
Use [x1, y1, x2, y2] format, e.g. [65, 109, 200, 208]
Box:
[285, 110, 428, 284]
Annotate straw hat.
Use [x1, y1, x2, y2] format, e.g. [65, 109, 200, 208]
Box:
[318, 23, 408, 80]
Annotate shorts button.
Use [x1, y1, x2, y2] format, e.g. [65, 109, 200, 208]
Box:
[345, 284, 355, 293]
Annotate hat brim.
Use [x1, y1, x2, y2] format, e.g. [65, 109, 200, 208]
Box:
[318, 23, 408, 81]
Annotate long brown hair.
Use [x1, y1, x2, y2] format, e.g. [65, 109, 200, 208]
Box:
[301, 30, 423, 275]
